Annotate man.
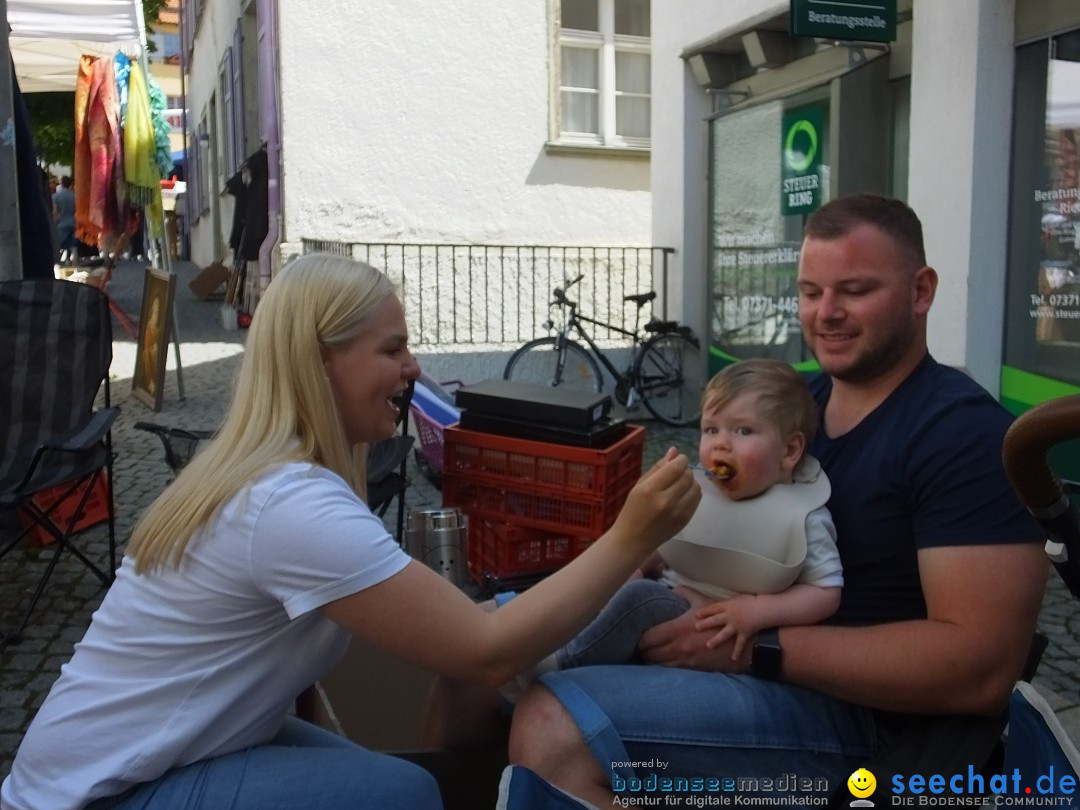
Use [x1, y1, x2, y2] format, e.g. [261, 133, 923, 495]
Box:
[52, 176, 77, 265]
[507, 194, 1047, 806]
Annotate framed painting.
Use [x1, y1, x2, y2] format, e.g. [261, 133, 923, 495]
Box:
[132, 267, 176, 411]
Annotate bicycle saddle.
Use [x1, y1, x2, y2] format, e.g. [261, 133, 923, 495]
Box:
[623, 291, 656, 306]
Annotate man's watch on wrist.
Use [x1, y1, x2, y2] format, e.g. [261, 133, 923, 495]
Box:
[751, 627, 782, 680]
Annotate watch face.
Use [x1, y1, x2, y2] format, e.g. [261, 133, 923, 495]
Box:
[752, 630, 782, 679]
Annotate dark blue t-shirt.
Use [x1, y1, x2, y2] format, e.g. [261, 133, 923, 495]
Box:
[808, 354, 1041, 624]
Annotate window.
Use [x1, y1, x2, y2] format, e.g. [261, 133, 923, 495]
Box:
[556, 0, 650, 150]
[149, 32, 181, 64]
[164, 96, 185, 134]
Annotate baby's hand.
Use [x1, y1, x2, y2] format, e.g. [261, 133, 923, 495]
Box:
[694, 595, 765, 661]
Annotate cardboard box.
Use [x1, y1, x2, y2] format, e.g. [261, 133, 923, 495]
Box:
[314, 640, 506, 810]
[188, 262, 230, 301]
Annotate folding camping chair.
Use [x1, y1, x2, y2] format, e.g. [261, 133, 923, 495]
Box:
[0, 279, 118, 645]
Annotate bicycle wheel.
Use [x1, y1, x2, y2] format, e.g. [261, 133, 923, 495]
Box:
[503, 337, 603, 393]
[634, 331, 705, 427]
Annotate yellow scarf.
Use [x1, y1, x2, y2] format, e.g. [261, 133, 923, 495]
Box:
[124, 61, 163, 238]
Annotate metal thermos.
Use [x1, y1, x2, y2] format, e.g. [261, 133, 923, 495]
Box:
[403, 507, 470, 589]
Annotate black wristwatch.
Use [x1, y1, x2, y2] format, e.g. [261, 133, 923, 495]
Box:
[751, 627, 782, 680]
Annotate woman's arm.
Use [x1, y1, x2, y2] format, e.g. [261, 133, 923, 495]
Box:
[320, 449, 701, 687]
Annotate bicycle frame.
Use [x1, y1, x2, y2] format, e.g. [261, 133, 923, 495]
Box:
[550, 296, 651, 406]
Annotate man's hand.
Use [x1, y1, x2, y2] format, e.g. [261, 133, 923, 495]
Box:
[638, 587, 751, 672]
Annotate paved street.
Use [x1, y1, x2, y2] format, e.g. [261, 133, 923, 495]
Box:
[2, 259, 1080, 783]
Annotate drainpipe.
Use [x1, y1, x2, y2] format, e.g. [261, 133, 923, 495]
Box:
[256, 0, 280, 293]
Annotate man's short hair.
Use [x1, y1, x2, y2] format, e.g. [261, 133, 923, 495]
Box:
[804, 193, 926, 268]
[60, 176, 72, 188]
[701, 357, 817, 445]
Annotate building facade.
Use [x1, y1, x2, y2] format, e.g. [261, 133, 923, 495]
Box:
[652, 0, 1080, 434]
[180, 0, 652, 320]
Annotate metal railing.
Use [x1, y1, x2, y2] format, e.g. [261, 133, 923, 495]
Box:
[301, 241, 675, 350]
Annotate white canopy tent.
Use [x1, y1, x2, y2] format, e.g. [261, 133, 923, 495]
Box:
[8, 0, 145, 92]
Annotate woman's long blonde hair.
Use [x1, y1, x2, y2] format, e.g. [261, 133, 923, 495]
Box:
[128, 254, 397, 573]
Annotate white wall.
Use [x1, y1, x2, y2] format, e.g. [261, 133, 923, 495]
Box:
[907, 0, 1015, 393]
[275, 1, 650, 248]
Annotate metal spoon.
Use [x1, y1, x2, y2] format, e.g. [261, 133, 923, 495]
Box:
[690, 463, 735, 481]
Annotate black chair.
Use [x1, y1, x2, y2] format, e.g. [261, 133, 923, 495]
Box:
[0, 279, 118, 645]
[133, 422, 215, 478]
[133, 378, 416, 540]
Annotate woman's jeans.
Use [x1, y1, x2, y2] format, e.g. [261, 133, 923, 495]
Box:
[87, 715, 442, 809]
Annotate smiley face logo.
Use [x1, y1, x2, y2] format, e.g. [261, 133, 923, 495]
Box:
[847, 768, 877, 798]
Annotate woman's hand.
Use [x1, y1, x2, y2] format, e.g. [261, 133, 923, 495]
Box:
[608, 448, 700, 557]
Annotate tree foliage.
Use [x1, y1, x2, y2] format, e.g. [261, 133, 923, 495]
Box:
[24, 93, 76, 168]
[24, 0, 169, 170]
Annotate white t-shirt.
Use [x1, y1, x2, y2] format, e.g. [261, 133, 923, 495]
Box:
[1, 463, 410, 810]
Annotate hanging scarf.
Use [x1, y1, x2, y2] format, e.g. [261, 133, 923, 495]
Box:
[125, 61, 163, 238]
[146, 73, 175, 179]
[86, 56, 125, 237]
[74, 55, 99, 246]
[113, 52, 131, 127]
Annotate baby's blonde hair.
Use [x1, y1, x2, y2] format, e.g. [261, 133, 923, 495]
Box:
[128, 253, 397, 573]
[701, 358, 817, 444]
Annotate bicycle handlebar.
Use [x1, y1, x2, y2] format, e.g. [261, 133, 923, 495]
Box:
[552, 274, 585, 307]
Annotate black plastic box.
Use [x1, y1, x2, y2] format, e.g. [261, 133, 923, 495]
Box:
[458, 411, 627, 448]
[454, 379, 612, 429]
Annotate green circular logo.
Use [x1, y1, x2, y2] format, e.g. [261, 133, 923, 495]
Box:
[784, 119, 818, 172]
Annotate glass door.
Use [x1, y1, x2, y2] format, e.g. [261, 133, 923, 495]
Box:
[706, 90, 828, 374]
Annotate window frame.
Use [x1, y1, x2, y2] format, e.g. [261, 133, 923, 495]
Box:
[551, 0, 651, 153]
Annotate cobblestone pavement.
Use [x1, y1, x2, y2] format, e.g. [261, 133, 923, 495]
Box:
[2, 261, 1080, 783]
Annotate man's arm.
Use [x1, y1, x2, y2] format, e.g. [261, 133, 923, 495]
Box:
[640, 542, 1047, 715]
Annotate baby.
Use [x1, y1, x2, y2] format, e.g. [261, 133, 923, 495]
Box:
[503, 358, 842, 697]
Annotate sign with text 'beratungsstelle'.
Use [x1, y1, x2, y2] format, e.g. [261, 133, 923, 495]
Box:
[789, 0, 896, 43]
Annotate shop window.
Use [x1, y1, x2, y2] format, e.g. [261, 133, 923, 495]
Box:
[706, 90, 829, 373]
[1004, 30, 1080, 395]
[555, 0, 650, 150]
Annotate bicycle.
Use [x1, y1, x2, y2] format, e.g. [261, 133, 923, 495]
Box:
[503, 274, 705, 427]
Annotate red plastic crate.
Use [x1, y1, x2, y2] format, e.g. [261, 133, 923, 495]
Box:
[442, 423, 644, 537]
[466, 514, 593, 583]
[17, 473, 110, 546]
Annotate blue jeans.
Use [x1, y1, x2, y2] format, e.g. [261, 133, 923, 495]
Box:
[558, 579, 689, 669]
[88, 716, 442, 809]
[537, 666, 892, 802]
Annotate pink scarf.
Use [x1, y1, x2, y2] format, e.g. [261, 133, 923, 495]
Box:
[86, 56, 126, 238]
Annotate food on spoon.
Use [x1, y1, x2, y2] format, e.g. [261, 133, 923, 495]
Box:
[711, 463, 735, 480]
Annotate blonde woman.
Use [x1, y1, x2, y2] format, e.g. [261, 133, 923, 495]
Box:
[0, 254, 700, 810]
